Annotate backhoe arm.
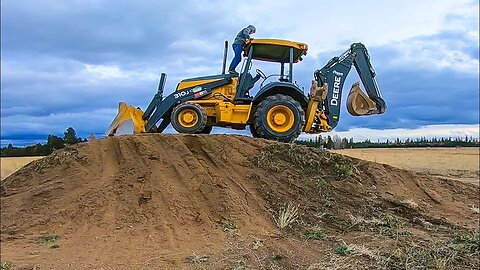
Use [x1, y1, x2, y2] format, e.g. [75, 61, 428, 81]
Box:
[309, 43, 386, 131]
[350, 43, 386, 115]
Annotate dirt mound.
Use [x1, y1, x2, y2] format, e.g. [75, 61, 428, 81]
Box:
[1, 134, 478, 269]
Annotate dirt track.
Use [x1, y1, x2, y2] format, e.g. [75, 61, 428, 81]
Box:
[1, 134, 478, 269]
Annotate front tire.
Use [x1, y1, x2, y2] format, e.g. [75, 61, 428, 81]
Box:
[252, 94, 305, 142]
[171, 103, 207, 133]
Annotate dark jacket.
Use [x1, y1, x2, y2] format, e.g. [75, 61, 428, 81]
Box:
[233, 25, 256, 46]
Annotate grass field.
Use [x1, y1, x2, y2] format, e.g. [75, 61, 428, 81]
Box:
[1, 156, 42, 180]
[333, 147, 479, 184]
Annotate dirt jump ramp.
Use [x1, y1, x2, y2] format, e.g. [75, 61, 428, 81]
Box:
[1, 134, 478, 269]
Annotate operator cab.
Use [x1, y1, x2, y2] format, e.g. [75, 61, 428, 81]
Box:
[235, 39, 308, 101]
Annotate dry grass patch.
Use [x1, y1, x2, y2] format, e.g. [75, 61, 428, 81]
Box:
[275, 203, 299, 229]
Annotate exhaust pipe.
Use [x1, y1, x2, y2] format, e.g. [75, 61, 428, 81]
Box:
[222, 40, 228, 74]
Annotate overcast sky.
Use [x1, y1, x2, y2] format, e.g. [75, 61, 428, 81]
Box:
[1, 0, 479, 146]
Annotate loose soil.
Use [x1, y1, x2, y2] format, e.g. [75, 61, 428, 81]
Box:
[1, 134, 478, 269]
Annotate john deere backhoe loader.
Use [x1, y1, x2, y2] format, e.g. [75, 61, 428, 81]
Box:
[106, 39, 386, 142]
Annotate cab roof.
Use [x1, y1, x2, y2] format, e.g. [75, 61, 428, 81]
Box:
[244, 39, 308, 63]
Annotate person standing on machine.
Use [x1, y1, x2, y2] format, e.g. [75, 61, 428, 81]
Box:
[228, 25, 256, 75]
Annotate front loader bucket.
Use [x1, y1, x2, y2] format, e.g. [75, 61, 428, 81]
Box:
[347, 82, 381, 116]
[106, 102, 147, 136]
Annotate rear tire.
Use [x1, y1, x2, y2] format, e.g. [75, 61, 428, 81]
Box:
[197, 125, 213, 134]
[253, 94, 305, 142]
[171, 103, 207, 133]
[249, 124, 260, 138]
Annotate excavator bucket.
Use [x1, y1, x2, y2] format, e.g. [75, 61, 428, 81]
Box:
[106, 102, 147, 136]
[346, 82, 381, 116]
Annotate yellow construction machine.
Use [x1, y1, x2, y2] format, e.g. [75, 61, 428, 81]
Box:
[106, 39, 386, 142]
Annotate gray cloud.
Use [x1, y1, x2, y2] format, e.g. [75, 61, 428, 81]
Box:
[2, 0, 237, 66]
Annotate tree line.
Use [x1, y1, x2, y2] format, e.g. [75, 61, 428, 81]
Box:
[296, 135, 480, 149]
[1, 127, 89, 157]
[2, 129, 478, 156]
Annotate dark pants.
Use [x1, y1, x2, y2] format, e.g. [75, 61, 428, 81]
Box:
[228, 44, 243, 71]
